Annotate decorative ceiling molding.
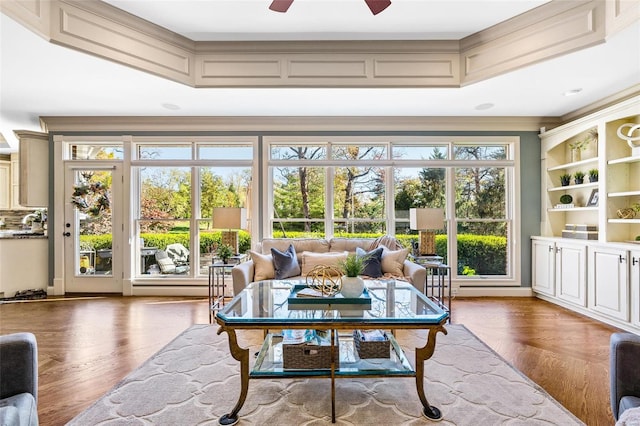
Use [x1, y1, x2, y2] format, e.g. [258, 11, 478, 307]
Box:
[1, 0, 638, 89]
[39, 115, 559, 133]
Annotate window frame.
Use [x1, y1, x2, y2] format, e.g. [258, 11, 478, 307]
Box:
[265, 136, 520, 286]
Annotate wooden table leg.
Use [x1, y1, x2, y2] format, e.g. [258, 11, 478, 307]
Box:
[415, 325, 447, 420]
[217, 326, 249, 426]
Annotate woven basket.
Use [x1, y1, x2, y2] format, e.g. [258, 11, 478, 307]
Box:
[283, 338, 339, 370]
[353, 330, 390, 359]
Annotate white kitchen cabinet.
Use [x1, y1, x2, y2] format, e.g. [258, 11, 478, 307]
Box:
[0, 161, 9, 209]
[532, 238, 555, 296]
[631, 249, 640, 327]
[15, 131, 48, 207]
[555, 241, 587, 307]
[10, 153, 21, 208]
[588, 245, 629, 322]
[0, 237, 48, 297]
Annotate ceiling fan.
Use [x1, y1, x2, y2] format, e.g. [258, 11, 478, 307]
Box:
[269, 0, 392, 15]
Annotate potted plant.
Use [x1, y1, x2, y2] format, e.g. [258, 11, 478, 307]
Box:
[588, 169, 598, 183]
[216, 243, 233, 265]
[339, 254, 367, 298]
[559, 173, 571, 186]
[574, 171, 585, 185]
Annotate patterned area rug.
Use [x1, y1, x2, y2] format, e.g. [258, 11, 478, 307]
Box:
[68, 324, 584, 425]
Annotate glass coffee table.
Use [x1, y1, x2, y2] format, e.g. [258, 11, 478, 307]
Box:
[215, 279, 449, 425]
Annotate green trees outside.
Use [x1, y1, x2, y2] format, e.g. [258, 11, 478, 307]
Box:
[78, 143, 508, 277]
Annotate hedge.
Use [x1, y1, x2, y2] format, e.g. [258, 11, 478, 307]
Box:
[80, 231, 506, 275]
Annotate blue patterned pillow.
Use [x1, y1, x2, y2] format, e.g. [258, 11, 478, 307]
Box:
[356, 246, 384, 278]
[271, 244, 301, 279]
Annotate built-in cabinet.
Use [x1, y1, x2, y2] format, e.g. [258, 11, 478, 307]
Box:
[532, 238, 586, 307]
[0, 160, 9, 209]
[15, 131, 48, 208]
[533, 95, 640, 332]
[588, 244, 629, 322]
[631, 249, 640, 327]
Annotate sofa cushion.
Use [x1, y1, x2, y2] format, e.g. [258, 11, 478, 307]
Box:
[356, 247, 384, 278]
[618, 404, 640, 425]
[381, 248, 409, 276]
[300, 251, 348, 276]
[0, 393, 38, 426]
[271, 244, 301, 280]
[261, 238, 330, 256]
[329, 238, 374, 253]
[155, 252, 176, 274]
[249, 250, 275, 281]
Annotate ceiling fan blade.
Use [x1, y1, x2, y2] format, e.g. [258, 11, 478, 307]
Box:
[364, 0, 392, 15]
[269, 0, 294, 13]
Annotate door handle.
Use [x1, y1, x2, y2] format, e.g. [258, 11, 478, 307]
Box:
[63, 232, 71, 237]
[633, 257, 639, 266]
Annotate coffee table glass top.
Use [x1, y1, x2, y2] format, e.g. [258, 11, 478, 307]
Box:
[216, 279, 448, 326]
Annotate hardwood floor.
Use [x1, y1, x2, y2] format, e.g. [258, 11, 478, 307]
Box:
[0, 295, 621, 425]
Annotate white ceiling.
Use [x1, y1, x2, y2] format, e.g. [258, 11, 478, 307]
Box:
[1, 0, 639, 152]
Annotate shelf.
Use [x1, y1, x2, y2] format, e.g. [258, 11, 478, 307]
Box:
[609, 190, 640, 197]
[608, 219, 640, 224]
[252, 332, 414, 378]
[608, 155, 640, 165]
[547, 157, 598, 172]
[548, 182, 598, 192]
[549, 207, 598, 212]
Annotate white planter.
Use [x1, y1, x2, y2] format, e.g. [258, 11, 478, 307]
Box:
[340, 276, 365, 298]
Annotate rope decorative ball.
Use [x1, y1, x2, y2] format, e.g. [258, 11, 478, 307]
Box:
[305, 265, 343, 296]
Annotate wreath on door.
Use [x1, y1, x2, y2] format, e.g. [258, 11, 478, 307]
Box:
[71, 181, 110, 217]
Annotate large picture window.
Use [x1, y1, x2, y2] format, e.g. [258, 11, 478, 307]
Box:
[266, 137, 518, 285]
[132, 139, 254, 280]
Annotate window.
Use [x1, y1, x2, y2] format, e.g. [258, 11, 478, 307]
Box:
[266, 137, 517, 284]
[132, 139, 254, 280]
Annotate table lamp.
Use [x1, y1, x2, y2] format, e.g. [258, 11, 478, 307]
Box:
[212, 207, 247, 255]
[409, 208, 445, 256]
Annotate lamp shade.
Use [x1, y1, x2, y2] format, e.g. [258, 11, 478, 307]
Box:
[409, 208, 445, 230]
[212, 207, 246, 230]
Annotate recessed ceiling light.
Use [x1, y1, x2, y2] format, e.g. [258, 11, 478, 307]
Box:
[475, 103, 494, 111]
[162, 103, 181, 110]
[563, 88, 583, 97]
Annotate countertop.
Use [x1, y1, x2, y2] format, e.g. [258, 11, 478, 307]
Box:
[0, 230, 48, 239]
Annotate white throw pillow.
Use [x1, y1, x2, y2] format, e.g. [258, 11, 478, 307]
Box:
[301, 251, 348, 276]
[249, 250, 275, 281]
[381, 248, 409, 277]
[156, 257, 175, 274]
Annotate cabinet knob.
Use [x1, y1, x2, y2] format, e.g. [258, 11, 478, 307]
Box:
[619, 255, 626, 264]
[63, 232, 71, 237]
[633, 257, 639, 266]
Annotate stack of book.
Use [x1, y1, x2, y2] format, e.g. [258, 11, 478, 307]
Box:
[562, 224, 598, 240]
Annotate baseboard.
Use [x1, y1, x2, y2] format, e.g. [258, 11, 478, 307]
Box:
[457, 287, 534, 297]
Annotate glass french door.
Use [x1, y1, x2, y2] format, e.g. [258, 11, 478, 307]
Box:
[64, 164, 123, 293]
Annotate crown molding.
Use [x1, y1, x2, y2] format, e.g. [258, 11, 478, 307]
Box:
[39, 116, 555, 133]
[1, 0, 637, 88]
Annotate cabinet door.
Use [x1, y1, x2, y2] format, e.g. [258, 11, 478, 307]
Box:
[0, 162, 9, 209]
[631, 250, 640, 327]
[588, 246, 629, 321]
[556, 242, 587, 307]
[532, 239, 555, 296]
[16, 131, 48, 207]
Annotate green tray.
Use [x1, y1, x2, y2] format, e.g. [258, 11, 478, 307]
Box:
[288, 284, 372, 308]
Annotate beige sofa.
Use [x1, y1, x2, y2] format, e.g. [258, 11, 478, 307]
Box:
[231, 237, 425, 296]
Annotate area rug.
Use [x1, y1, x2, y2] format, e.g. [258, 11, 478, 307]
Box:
[68, 324, 584, 425]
